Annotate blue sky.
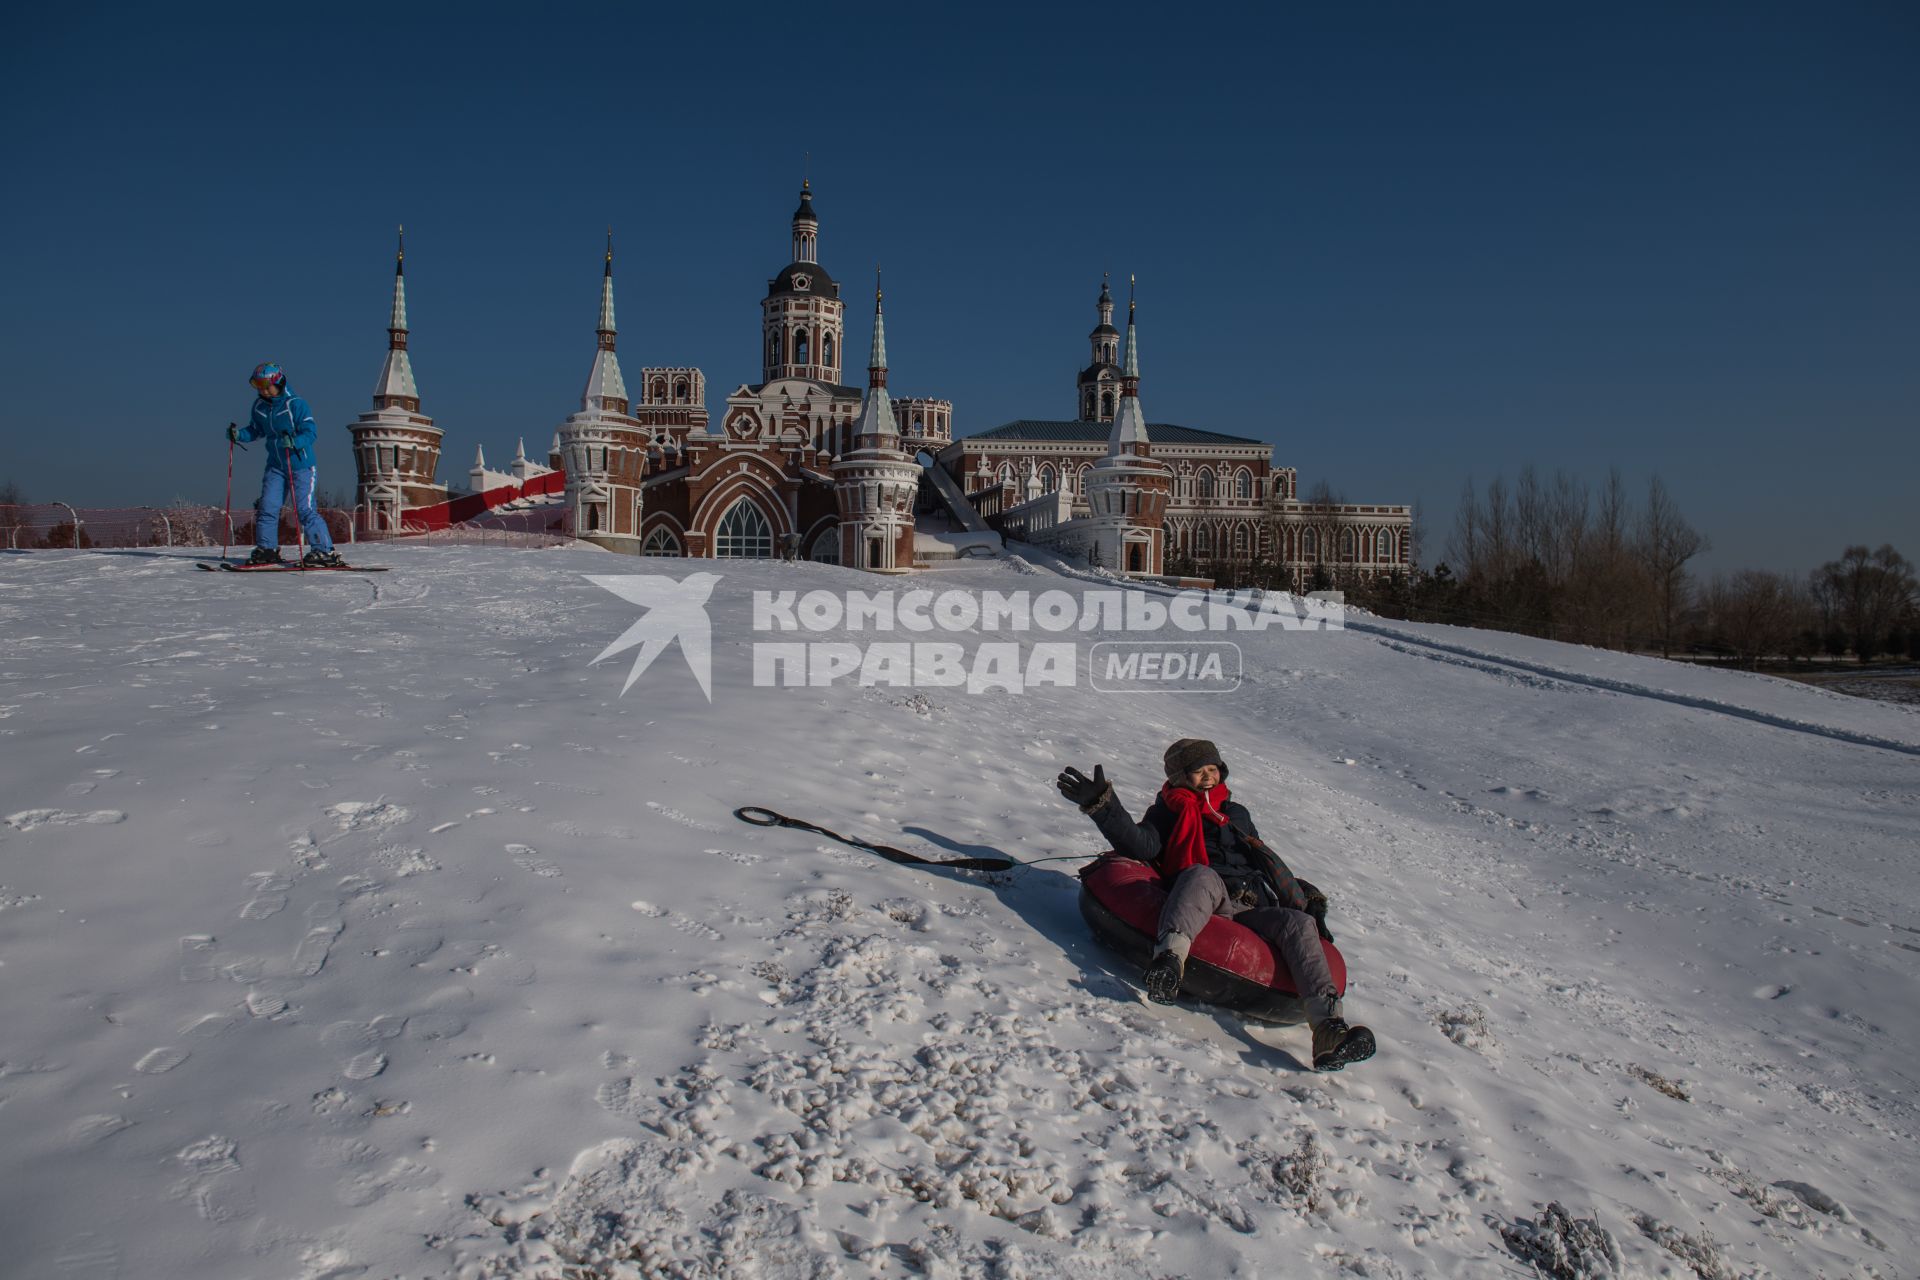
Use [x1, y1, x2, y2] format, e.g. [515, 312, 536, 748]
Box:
[2, 1, 1914, 574]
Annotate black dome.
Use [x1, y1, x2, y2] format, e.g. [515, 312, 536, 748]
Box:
[768, 261, 839, 298]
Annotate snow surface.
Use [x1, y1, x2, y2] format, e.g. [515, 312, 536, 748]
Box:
[0, 545, 1916, 1278]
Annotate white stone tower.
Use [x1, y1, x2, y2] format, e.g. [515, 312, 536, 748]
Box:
[1082, 279, 1172, 575]
[349, 227, 445, 530]
[832, 278, 921, 572]
[556, 232, 648, 551]
[761, 182, 846, 386]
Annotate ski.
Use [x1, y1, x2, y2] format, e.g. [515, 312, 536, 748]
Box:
[196, 561, 390, 573]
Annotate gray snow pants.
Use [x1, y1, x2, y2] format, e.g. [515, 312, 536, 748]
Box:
[1158, 864, 1341, 1022]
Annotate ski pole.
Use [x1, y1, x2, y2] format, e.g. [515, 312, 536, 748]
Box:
[282, 434, 304, 561]
[223, 427, 235, 563]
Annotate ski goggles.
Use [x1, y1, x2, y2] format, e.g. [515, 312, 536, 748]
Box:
[251, 377, 283, 395]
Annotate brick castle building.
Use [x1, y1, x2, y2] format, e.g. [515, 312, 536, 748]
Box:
[350, 188, 1409, 587]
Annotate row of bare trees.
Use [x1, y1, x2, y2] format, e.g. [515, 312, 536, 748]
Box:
[1440, 467, 1707, 654]
[1336, 465, 1917, 666]
[1690, 546, 1920, 665]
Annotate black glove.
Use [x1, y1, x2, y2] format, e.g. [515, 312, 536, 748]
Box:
[1298, 878, 1333, 943]
[226, 423, 240, 443]
[1056, 764, 1111, 812]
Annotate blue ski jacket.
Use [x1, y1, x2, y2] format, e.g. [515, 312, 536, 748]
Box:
[239, 390, 320, 472]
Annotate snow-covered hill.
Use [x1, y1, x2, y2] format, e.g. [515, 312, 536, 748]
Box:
[1, 546, 1915, 1279]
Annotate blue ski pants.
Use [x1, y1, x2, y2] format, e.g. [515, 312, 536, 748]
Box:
[255, 466, 335, 553]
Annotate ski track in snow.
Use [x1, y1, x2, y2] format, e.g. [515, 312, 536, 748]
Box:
[0, 546, 1914, 1278]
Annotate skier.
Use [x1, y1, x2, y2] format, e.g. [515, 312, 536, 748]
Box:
[1057, 739, 1376, 1071]
[227, 362, 344, 567]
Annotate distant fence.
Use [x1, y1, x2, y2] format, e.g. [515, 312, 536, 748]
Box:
[0, 503, 257, 549]
[0, 502, 574, 551]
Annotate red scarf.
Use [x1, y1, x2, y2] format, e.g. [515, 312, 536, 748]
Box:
[1157, 781, 1231, 879]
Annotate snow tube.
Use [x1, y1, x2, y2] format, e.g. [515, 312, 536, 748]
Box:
[1077, 855, 1347, 1025]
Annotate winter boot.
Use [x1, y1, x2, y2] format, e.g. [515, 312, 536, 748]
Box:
[247, 547, 285, 567]
[1311, 1018, 1376, 1072]
[1142, 933, 1190, 1004]
[302, 548, 346, 568]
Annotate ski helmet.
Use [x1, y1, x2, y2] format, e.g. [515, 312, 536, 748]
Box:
[250, 362, 286, 394]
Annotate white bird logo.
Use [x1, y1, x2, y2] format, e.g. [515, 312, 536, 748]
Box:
[585, 572, 723, 701]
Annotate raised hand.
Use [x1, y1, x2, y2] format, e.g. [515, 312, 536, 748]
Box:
[1056, 763, 1109, 810]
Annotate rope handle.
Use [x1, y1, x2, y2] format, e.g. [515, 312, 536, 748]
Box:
[735, 806, 1030, 873]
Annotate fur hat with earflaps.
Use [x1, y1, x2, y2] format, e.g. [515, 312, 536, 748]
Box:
[1163, 738, 1228, 783]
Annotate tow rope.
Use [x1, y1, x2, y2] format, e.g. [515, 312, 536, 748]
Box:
[735, 806, 1017, 872]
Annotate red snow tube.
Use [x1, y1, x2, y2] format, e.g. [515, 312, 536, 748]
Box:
[1077, 855, 1347, 1025]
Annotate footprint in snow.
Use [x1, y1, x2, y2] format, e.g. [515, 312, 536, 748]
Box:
[645, 801, 719, 832]
[628, 900, 722, 940]
[178, 936, 219, 982]
[289, 921, 344, 978]
[508, 844, 562, 878]
[67, 1114, 134, 1147]
[342, 1051, 388, 1081]
[50, 1232, 124, 1278]
[240, 892, 287, 920]
[336, 1157, 440, 1207]
[134, 1046, 189, 1075]
[4, 808, 127, 832]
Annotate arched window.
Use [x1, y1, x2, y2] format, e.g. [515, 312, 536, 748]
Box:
[1377, 530, 1395, 562]
[1236, 469, 1253, 500]
[673, 379, 689, 402]
[1077, 463, 1091, 494]
[822, 333, 835, 369]
[641, 526, 681, 557]
[1198, 468, 1215, 500]
[651, 378, 667, 403]
[768, 331, 780, 368]
[1234, 525, 1249, 556]
[1039, 464, 1057, 492]
[1100, 391, 1114, 418]
[1084, 392, 1096, 419]
[808, 527, 839, 564]
[794, 329, 811, 367]
[715, 498, 773, 558]
[1197, 526, 1212, 556]
[1341, 527, 1356, 560]
[1303, 527, 1317, 559]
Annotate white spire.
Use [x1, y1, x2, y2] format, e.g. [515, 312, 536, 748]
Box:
[514, 437, 527, 462]
[581, 231, 629, 412]
[1107, 278, 1149, 456]
[372, 227, 419, 409]
[473, 443, 486, 468]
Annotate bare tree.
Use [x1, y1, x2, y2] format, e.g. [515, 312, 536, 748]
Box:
[1709, 570, 1804, 667]
[1816, 544, 1916, 661]
[1447, 477, 1481, 579]
[1305, 478, 1345, 507]
[1637, 475, 1708, 657]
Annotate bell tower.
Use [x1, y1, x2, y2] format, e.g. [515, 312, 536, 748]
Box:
[1077, 274, 1122, 422]
[761, 181, 846, 385]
